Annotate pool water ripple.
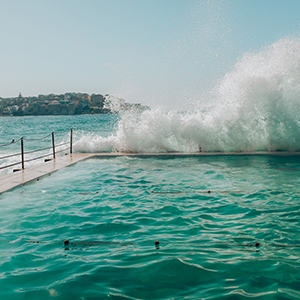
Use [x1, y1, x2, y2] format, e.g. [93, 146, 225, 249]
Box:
[1, 156, 300, 299]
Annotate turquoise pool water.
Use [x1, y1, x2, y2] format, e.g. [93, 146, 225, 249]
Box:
[1, 152, 300, 299]
[3, 35, 300, 299]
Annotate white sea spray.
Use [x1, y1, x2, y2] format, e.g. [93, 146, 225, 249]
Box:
[74, 38, 300, 153]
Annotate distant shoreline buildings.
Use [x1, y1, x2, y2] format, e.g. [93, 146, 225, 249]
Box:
[0, 92, 147, 116]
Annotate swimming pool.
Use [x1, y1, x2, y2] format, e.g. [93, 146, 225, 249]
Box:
[1, 154, 300, 299]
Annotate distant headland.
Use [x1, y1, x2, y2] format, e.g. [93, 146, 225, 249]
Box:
[0, 92, 147, 116]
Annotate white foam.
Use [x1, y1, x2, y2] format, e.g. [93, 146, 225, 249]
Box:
[75, 38, 300, 153]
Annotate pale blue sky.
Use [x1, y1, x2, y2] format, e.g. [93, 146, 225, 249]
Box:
[1, 0, 300, 107]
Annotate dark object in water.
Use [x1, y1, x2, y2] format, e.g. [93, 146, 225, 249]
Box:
[78, 191, 99, 195]
[237, 242, 260, 247]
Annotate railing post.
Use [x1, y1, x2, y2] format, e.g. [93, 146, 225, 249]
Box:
[70, 128, 73, 154]
[52, 132, 55, 159]
[21, 137, 24, 169]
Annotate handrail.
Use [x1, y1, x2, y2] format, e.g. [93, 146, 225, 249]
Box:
[24, 146, 53, 155]
[24, 152, 53, 163]
[23, 133, 52, 141]
[70, 128, 73, 154]
[0, 128, 73, 172]
[55, 142, 70, 148]
[0, 152, 22, 160]
[56, 147, 71, 155]
[0, 138, 22, 148]
[74, 128, 112, 132]
[52, 132, 55, 159]
[0, 161, 23, 170]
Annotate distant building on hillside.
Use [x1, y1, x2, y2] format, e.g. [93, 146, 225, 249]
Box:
[0, 92, 148, 116]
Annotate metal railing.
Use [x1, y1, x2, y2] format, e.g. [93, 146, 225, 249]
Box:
[0, 128, 73, 172]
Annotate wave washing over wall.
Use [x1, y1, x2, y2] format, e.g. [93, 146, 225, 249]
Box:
[75, 38, 300, 153]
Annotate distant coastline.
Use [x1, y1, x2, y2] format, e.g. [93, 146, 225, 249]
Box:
[0, 93, 147, 116]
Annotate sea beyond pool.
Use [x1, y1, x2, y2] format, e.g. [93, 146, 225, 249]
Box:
[0, 114, 300, 299]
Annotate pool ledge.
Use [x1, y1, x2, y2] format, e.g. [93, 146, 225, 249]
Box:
[1, 151, 300, 194]
[0, 153, 96, 194]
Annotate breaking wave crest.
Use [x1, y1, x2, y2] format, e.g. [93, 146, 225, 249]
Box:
[75, 38, 300, 153]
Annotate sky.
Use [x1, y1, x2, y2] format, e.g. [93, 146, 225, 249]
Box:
[1, 0, 300, 108]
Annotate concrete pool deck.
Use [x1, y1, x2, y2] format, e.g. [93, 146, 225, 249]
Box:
[0, 151, 300, 194]
[0, 153, 96, 194]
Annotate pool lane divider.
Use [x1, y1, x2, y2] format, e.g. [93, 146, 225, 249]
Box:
[150, 190, 245, 194]
[12, 240, 260, 248]
[4, 239, 300, 249]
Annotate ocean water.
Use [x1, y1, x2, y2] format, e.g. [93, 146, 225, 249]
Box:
[2, 38, 300, 299]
